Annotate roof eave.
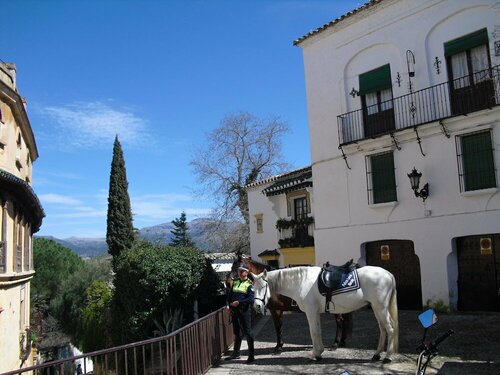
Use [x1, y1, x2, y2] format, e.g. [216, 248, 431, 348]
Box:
[293, 0, 385, 47]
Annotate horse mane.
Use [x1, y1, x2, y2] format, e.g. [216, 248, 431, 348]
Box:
[266, 266, 310, 294]
[243, 257, 272, 273]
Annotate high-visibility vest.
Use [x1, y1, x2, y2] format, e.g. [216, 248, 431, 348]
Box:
[232, 279, 252, 295]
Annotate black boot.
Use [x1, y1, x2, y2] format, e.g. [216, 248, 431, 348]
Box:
[225, 337, 241, 360]
[246, 337, 255, 364]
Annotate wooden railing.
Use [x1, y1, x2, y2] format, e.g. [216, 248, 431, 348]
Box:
[0, 307, 233, 375]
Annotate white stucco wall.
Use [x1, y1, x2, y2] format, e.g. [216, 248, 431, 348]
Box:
[247, 183, 281, 260]
[299, 0, 500, 307]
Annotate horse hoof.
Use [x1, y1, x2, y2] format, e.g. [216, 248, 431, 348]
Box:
[272, 347, 283, 355]
[308, 356, 322, 362]
[371, 354, 381, 362]
[382, 358, 392, 364]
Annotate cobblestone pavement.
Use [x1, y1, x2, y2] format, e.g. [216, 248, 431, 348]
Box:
[208, 309, 500, 375]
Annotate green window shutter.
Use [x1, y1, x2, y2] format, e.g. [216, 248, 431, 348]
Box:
[372, 152, 397, 204]
[462, 131, 496, 191]
[358, 64, 392, 95]
[444, 28, 489, 57]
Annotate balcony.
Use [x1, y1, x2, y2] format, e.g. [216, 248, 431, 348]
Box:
[338, 65, 500, 146]
[276, 217, 314, 249]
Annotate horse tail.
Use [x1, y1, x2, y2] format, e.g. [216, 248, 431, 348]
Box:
[389, 274, 399, 352]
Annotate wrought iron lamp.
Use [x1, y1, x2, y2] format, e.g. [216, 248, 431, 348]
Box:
[407, 167, 429, 201]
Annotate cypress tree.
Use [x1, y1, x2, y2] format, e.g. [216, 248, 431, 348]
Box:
[106, 136, 134, 259]
[169, 212, 195, 247]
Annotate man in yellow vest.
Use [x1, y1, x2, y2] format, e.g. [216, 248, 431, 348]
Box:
[225, 263, 255, 363]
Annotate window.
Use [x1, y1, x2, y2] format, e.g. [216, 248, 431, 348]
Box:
[20, 286, 26, 330]
[24, 223, 30, 271]
[445, 28, 493, 114]
[255, 214, 263, 233]
[456, 130, 496, 192]
[14, 212, 22, 272]
[366, 151, 397, 204]
[294, 197, 308, 220]
[358, 64, 395, 137]
[267, 260, 279, 269]
[0, 202, 5, 273]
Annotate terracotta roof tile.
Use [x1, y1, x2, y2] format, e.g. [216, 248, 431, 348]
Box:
[293, 0, 384, 46]
[245, 165, 312, 189]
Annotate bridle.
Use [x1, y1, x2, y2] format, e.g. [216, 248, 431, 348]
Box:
[254, 276, 270, 309]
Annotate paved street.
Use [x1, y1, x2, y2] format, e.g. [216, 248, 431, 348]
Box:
[208, 309, 500, 375]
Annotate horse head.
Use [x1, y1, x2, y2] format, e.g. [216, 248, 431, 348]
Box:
[251, 270, 269, 314]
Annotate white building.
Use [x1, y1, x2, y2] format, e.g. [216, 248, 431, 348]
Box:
[206, 252, 238, 278]
[247, 167, 315, 268]
[295, 0, 500, 310]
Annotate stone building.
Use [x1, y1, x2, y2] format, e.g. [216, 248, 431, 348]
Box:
[0, 62, 44, 372]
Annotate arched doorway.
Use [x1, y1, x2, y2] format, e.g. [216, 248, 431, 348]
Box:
[456, 234, 500, 311]
[365, 240, 422, 310]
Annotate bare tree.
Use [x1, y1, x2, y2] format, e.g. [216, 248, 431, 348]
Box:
[191, 111, 290, 251]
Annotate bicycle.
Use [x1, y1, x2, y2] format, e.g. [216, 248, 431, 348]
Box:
[415, 309, 454, 375]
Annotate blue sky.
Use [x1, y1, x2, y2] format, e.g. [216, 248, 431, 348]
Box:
[2, 0, 362, 238]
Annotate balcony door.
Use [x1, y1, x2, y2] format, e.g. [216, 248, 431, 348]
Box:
[359, 64, 395, 137]
[445, 28, 494, 114]
[293, 197, 308, 243]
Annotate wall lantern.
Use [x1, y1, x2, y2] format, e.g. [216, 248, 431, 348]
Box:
[349, 87, 359, 98]
[407, 167, 429, 201]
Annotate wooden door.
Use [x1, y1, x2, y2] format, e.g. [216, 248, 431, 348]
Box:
[366, 240, 422, 310]
[457, 234, 500, 311]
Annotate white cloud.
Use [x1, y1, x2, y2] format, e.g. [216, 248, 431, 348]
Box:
[38, 191, 212, 238]
[41, 101, 153, 149]
[39, 193, 82, 206]
[131, 193, 211, 221]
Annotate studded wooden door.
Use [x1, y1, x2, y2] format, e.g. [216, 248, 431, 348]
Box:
[457, 234, 500, 311]
[365, 240, 422, 310]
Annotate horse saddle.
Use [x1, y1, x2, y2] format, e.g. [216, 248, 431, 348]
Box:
[317, 259, 360, 312]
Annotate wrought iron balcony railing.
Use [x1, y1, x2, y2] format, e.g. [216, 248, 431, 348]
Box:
[276, 218, 315, 248]
[338, 65, 500, 146]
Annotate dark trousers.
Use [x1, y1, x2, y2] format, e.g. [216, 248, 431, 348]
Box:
[232, 305, 254, 357]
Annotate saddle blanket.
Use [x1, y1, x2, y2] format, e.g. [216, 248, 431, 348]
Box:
[324, 269, 360, 296]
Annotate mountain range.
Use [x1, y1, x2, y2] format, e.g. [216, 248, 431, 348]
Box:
[37, 218, 221, 258]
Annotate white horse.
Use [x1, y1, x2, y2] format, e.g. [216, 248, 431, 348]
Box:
[252, 266, 399, 362]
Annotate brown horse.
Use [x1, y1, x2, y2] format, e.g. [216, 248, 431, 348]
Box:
[236, 257, 352, 353]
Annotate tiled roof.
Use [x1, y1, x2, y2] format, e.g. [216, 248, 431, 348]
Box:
[262, 168, 312, 197]
[205, 252, 238, 261]
[0, 168, 45, 232]
[258, 249, 280, 257]
[293, 0, 384, 46]
[245, 166, 312, 189]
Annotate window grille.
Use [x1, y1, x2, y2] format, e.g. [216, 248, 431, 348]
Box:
[456, 129, 496, 191]
[366, 151, 397, 204]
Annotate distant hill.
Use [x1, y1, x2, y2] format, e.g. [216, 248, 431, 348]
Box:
[37, 236, 108, 258]
[36, 218, 233, 257]
[139, 217, 213, 249]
